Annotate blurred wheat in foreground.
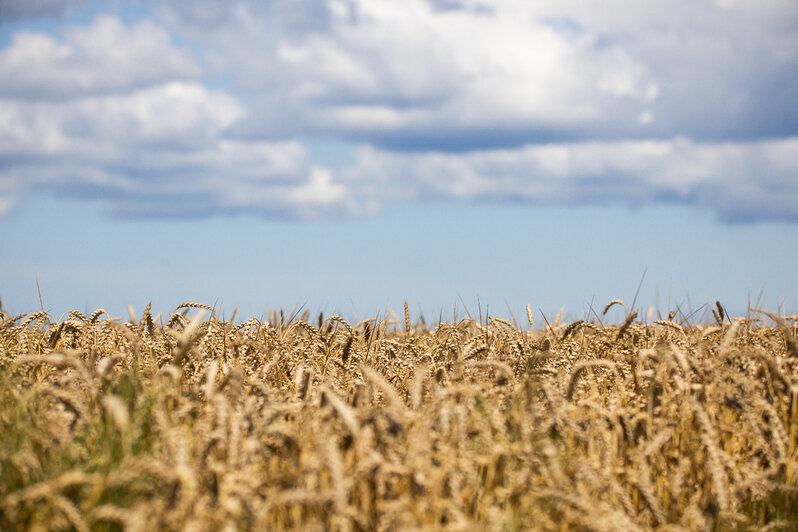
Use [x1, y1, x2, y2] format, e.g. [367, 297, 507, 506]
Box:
[1, 301, 797, 531]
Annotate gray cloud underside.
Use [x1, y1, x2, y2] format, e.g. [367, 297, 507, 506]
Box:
[0, 0, 87, 21]
[0, 0, 796, 222]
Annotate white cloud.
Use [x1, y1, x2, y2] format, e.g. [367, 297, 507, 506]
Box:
[219, 166, 354, 219]
[0, 135, 357, 219]
[289, 167, 348, 207]
[339, 137, 798, 222]
[0, 1, 796, 222]
[0, 13, 361, 219]
[158, 0, 797, 145]
[0, 78, 355, 218]
[207, 0, 661, 143]
[0, 82, 243, 157]
[0, 15, 201, 98]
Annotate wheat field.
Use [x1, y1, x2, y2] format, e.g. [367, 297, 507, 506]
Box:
[1, 300, 796, 531]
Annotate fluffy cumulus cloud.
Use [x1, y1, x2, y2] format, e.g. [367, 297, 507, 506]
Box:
[0, 78, 357, 217]
[0, 16, 202, 98]
[0, 12, 357, 218]
[0, 0, 796, 220]
[162, 0, 796, 145]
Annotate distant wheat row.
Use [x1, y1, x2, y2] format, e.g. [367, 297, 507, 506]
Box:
[1, 300, 796, 530]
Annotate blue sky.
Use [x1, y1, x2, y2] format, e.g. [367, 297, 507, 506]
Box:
[1, 0, 797, 323]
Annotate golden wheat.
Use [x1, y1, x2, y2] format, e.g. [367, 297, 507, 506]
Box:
[0, 302, 796, 530]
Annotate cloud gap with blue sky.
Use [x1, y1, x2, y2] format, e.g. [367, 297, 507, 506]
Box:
[1, 0, 796, 319]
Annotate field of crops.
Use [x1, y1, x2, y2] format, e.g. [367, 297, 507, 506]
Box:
[1, 300, 796, 531]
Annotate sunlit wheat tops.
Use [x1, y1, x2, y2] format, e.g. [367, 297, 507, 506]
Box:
[0, 299, 796, 530]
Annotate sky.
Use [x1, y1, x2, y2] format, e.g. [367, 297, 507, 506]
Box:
[1, 0, 797, 324]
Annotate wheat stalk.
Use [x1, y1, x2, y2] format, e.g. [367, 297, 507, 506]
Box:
[616, 310, 638, 340]
[603, 299, 626, 315]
